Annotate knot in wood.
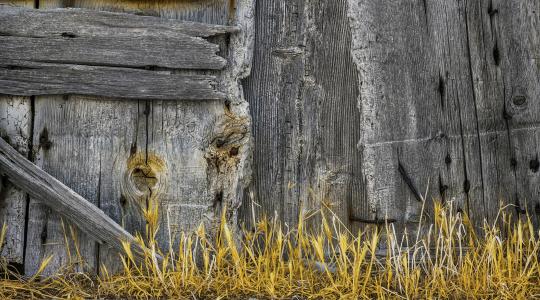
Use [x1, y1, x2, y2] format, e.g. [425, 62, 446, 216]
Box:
[122, 152, 167, 209]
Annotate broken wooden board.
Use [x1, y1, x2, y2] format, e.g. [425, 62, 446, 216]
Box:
[0, 137, 153, 264]
[0, 59, 225, 100]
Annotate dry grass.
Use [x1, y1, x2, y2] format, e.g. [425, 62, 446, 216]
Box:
[0, 200, 539, 299]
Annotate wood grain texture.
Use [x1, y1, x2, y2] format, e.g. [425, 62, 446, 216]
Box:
[0, 137, 152, 265]
[241, 0, 364, 231]
[347, 0, 540, 230]
[0, 5, 239, 38]
[23, 0, 254, 276]
[0, 0, 34, 266]
[0, 7, 228, 71]
[0, 59, 225, 100]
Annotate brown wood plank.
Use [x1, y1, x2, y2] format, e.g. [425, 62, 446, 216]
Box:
[0, 137, 152, 265]
[0, 59, 225, 100]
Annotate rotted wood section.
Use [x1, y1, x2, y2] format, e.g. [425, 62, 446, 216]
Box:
[0, 5, 236, 100]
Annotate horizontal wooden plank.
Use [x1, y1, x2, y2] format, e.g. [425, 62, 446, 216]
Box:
[0, 35, 226, 70]
[0, 5, 231, 70]
[0, 137, 155, 264]
[0, 59, 225, 100]
[0, 5, 239, 38]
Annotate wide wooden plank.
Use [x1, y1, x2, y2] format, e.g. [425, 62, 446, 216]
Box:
[0, 59, 225, 100]
[0, 5, 239, 38]
[240, 0, 364, 232]
[0, 137, 152, 265]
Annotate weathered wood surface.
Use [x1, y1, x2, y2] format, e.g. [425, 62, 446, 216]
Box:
[243, 0, 540, 234]
[0, 5, 239, 38]
[0, 0, 34, 267]
[0, 59, 225, 100]
[0, 5, 231, 70]
[0, 137, 152, 264]
[241, 0, 364, 231]
[348, 0, 540, 230]
[23, 0, 254, 276]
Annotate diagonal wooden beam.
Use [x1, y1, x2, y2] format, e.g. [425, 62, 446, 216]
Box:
[0, 137, 156, 264]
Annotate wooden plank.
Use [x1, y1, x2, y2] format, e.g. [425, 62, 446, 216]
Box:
[0, 0, 34, 267]
[0, 5, 239, 38]
[0, 137, 152, 264]
[0, 35, 226, 71]
[24, 96, 144, 276]
[140, 0, 254, 255]
[240, 0, 364, 232]
[493, 0, 540, 225]
[0, 59, 225, 100]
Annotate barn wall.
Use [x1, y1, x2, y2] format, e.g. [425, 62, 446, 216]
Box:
[242, 0, 540, 232]
[0, 0, 539, 275]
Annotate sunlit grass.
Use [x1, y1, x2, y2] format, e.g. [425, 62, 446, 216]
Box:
[0, 200, 539, 299]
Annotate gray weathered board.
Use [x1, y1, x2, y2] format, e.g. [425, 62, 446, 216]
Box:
[0, 5, 237, 100]
[241, 0, 540, 235]
[0, 0, 254, 276]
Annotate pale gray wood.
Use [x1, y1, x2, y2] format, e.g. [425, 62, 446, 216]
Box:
[0, 137, 152, 265]
[23, 0, 141, 277]
[0, 0, 34, 267]
[143, 0, 254, 255]
[24, 0, 254, 276]
[240, 0, 364, 232]
[0, 59, 225, 100]
[0, 5, 239, 38]
[348, 0, 540, 230]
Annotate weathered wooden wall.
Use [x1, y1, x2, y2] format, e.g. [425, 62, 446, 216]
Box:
[241, 0, 540, 233]
[0, 0, 539, 276]
[0, 0, 254, 275]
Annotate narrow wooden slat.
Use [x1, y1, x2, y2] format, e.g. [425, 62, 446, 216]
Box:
[0, 59, 225, 100]
[0, 5, 239, 38]
[0, 137, 151, 264]
[0, 35, 225, 70]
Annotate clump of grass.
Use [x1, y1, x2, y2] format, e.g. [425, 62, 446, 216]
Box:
[0, 201, 539, 299]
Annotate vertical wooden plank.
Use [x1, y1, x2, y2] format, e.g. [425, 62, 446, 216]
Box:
[241, 0, 364, 232]
[23, 0, 143, 276]
[0, 0, 34, 266]
[494, 0, 540, 225]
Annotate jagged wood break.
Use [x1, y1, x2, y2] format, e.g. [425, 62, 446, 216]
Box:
[0, 5, 238, 100]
